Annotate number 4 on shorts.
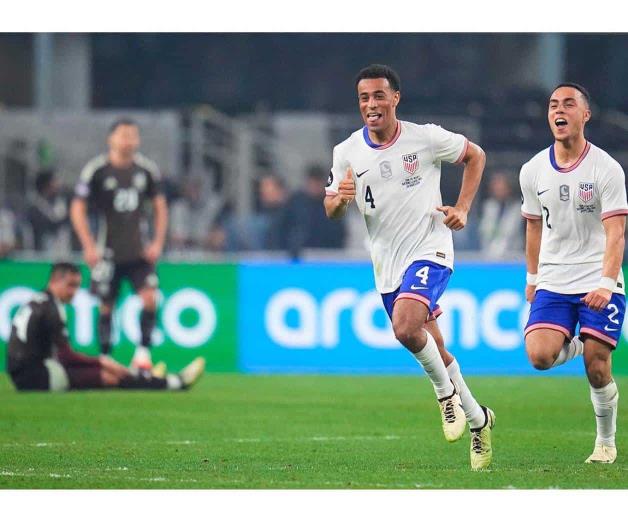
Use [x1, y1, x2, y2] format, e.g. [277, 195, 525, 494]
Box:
[416, 266, 429, 284]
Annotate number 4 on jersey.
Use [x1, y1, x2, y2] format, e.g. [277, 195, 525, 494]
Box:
[365, 185, 376, 209]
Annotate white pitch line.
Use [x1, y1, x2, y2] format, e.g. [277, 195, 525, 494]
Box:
[226, 434, 408, 443]
[1, 442, 77, 448]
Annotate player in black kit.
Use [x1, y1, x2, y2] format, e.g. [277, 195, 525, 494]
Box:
[6, 262, 204, 392]
[70, 119, 168, 370]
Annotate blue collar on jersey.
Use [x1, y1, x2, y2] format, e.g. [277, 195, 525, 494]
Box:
[549, 141, 590, 172]
[362, 126, 380, 149]
[362, 121, 400, 149]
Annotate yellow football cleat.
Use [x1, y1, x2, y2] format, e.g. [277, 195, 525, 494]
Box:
[438, 390, 466, 442]
[585, 445, 617, 464]
[179, 357, 206, 389]
[152, 361, 167, 379]
[470, 406, 495, 470]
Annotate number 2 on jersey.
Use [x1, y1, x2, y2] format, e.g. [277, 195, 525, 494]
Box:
[365, 185, 376, 209]
[542, 205, 552, 229]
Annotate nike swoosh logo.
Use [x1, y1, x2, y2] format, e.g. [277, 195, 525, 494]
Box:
[356, 170, 369, 178]
[595, 414, 608, 418]
[604, 325, 619, 332]
[410, 285, 428, 290]
[537, 189, 550, 196]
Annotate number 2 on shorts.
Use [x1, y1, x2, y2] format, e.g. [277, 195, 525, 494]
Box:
[607, 303, 620, 325]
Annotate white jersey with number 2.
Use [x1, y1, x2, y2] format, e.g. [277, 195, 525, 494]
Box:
[327, 120, 468, 293]
[520, 141, 628, 295]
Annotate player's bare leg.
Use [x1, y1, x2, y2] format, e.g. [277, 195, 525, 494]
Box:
[525, 328, 583, 370]
[97, 302, 114, 355]
[425, 319, 495, 469]
[100, 368, 121, 386]
[392, 299, 465, 442]
[132, 286, 158, 370]
[583, 337, 618, 464]
[95, 355, 204, 391]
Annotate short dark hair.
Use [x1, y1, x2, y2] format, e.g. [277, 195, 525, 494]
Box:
[49, 262, 80, 280]
[552, 82, 591, 106]
[355, 64, 401, 92]
[109, 117, 138, 135]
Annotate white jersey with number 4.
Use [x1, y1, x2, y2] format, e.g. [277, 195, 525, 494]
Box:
[327, 120, 468, 293]
[520, 141, 628, 295]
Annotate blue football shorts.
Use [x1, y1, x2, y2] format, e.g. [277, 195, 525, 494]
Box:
[381, 260, 452, 322]
[525, 289, 626, 349]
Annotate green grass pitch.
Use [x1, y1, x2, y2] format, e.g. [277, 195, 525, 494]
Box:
[0, 374, 626, 489]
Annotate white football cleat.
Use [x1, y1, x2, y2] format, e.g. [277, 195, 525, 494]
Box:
[585, 445, 617, 464]
[470, 406, 495, 470]
[438, 388, 466, 442]
[130, 346, 152, 371]
[179, 357, 206, 389]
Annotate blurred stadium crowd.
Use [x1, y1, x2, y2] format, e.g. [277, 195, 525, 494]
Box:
[1, 33, 628, 262]
[0, 160, 525, 260]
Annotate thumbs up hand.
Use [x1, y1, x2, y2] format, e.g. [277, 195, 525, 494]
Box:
[338, 167, 356, 205]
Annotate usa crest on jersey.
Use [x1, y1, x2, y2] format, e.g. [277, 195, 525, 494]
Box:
[402, 152, 419, 175]
[578, 182, 594, 203]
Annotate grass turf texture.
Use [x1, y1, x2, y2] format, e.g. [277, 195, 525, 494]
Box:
[0, 374, 626, 489]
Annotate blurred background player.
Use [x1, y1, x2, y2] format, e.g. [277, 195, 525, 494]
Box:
[324, 64, 493, 470]
[520, 83, 627, 464]
[6, 262, 204, 392]
[70, 118, 168, 370]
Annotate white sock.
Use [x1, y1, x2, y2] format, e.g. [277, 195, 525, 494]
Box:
[134, 346, 151, 360]
[166, 374, 183, 390]
[551, 336, 583, 367]
[590, 380, 618, 448]
[446, 358, 486, 429]
[412, 330, 454, 399]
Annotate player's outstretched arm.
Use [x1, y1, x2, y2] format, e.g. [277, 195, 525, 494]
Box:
[524, 218, 542, 303]
[144, 195, 168, 264]
[581, 215, 626, 311]
[324, 168, 355, 220]
[70, 197, 100, 268]
[437, 141, 485, 230]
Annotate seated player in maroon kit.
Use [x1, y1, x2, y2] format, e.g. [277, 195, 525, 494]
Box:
[6, 262, 204, 392]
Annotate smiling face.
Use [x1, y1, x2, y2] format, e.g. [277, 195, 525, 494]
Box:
[357, 77, 400, 137]
[548, 86, 591, 143]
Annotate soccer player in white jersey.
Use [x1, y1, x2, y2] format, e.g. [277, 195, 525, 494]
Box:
[324, 64, 493, 470]
[520, 83, 627, 464]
